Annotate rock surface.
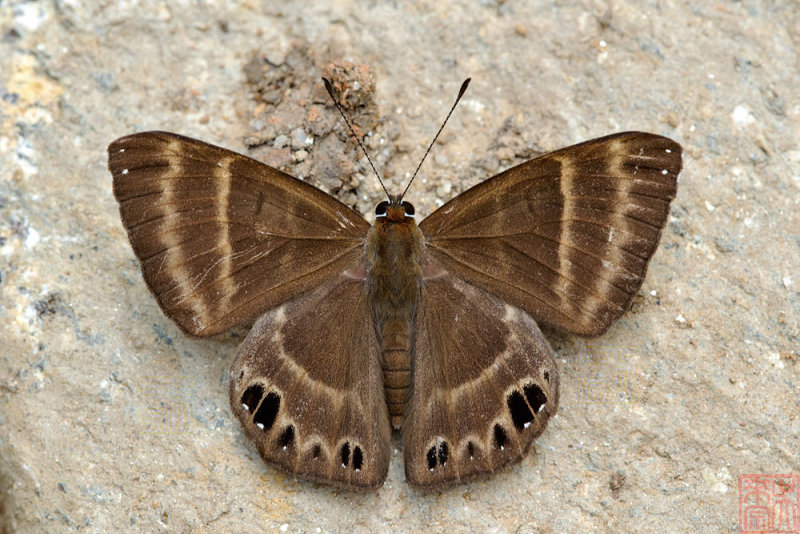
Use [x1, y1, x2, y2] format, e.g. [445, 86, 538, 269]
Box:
[1, 1, 798, 532]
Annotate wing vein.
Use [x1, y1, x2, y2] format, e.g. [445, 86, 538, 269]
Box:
[428, 244, 616, 322]
[197, 244, 364, 332]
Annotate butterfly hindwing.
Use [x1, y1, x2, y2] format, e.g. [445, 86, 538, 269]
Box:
[404, 269, 559, 487]
[109, 131, 370, 336]
[229, 273, 392, 489]
[420, 132, 681, 336]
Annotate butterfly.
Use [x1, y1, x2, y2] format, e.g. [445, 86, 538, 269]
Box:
[108, 81, 681, 489]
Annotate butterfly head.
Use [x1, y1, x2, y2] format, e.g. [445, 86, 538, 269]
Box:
[323, 76, 470, 228]
[375, 196, 415, 223]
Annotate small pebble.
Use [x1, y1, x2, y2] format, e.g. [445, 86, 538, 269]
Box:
[273, 135, 289, 149]
[666, 112, 680, 128]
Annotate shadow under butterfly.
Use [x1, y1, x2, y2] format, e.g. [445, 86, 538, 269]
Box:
[108, 78, 682, 489]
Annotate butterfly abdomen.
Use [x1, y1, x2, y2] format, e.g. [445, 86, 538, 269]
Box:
[381, 313, 413, 428]
[367, 217, 424, 429]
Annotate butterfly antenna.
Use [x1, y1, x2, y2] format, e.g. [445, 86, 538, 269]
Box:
[400, 77, 471, 201]
[322, 77, 390, 200]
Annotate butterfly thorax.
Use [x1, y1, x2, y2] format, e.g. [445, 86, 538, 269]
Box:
[366, 206, 423, 429]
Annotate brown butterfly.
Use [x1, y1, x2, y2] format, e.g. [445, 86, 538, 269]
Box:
[108, 79, 681, 489]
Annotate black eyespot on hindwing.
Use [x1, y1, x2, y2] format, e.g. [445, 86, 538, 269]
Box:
[494, 424, 509, 450]
[437, 441, 448, 466]
[253, 391, 280, 431]
[427, 446, 437, 470]
[278, 425, 294, 449]
[352, 446, 364, 471]
[523, 383, 547, 413]
[337, 442, 363, 471]
[507, 390, 535, 430]
[240, 384, 264, 413]
[425, 440, 450, 470]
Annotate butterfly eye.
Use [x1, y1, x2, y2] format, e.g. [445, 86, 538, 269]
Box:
[375, 201, 389, 217]
[401, 201, 415, 217]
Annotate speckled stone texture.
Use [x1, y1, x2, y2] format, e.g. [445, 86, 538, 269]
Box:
[1, 1, 798, 532]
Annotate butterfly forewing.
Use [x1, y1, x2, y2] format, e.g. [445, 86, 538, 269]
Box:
[229, 274, 391, 489]
[420, 132, 682, 336]
[109, 132, 370, 336]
